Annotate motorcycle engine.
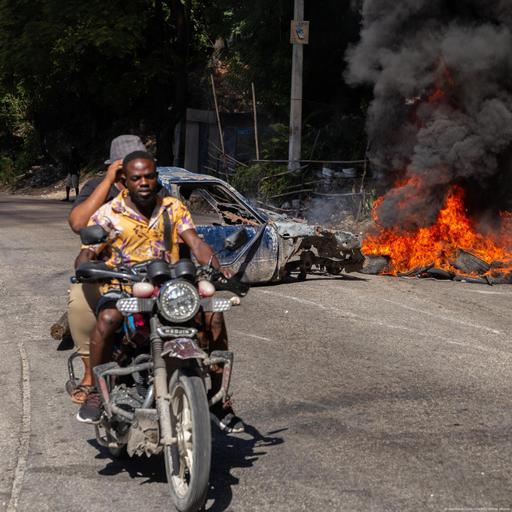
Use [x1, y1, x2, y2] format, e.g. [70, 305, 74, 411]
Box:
[110, 384, 145, 418]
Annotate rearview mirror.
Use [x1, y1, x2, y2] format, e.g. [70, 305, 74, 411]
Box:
[224, 228, 248, 252]
[79, 225, 109, 246]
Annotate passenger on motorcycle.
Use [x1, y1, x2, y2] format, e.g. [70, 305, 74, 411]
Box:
[74, 150, 244, 432]
[66, 135, 146, 404]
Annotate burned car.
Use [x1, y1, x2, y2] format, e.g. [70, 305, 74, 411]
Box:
[158, 167, 363, 283]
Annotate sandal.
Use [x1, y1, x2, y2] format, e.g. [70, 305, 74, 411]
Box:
[71, 385, 93, 405]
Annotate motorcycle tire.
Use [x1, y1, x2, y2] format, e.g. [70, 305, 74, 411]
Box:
[164, 370, 211, 512]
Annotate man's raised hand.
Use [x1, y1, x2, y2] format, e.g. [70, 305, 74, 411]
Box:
[106, 159, 123, 183]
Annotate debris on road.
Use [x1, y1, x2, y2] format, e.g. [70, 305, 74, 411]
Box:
[451, 249, 490, 276]
[361, 248, 512, 286]
[362, 187, 512, 285]
[50, 311, 70, 341]
[361, 255, 390, 275]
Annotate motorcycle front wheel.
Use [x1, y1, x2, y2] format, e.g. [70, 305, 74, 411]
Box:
[164, 369, 211, 512]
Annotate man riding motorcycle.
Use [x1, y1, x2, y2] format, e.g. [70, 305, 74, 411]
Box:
[74, 150, 243, 433]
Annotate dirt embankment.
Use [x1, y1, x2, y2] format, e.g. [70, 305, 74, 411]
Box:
[0, 165, 97, 199]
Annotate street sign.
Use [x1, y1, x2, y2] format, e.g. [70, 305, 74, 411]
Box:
[290, 20, 309, 45]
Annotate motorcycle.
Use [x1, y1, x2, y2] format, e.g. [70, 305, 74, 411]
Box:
[68, 224, 249, 512]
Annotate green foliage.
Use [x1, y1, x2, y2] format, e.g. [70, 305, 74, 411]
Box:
[0, 90, 31, 138]
[15, 130, 40, 173]
[231, 162, 287, 199]
[213, 0, 293, 111]
[0, 154, 15, 184]
[262, 123, 289, 160]
[0, 86, 39, 182]
[0, 0, 228, 173]
[231, 123, 298, 199]
[0, 0, 371, 185]
[261, 122, 322, 161]
[214, 0, 370, 161]
[232, 121, 345, 200]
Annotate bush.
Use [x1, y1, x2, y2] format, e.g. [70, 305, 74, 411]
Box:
[14, 130, 41, 174]
[0, 155, 16, 184]
[231, 162, 295, 199]
[231, 122, 315, 201]
[0, 89, 42, 184]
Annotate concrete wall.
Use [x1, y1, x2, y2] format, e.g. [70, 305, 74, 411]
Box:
[182, 108, 219, 172]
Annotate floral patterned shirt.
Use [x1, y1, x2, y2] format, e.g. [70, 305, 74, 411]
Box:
[83, 189, 195, 267]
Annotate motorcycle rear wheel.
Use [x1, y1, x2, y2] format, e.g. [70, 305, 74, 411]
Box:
[164, 370, 211, 512]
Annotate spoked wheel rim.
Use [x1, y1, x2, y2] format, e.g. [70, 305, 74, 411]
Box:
[169, 383, 194, 498]
[164, 371, 211, 512]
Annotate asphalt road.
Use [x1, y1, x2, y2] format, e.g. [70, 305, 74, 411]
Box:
[1, 195, 512, 512]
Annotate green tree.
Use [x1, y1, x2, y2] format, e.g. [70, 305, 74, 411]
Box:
[0, 0, 369, 180]
[0, 0, 223, 171]
[213, 0, 369, 160]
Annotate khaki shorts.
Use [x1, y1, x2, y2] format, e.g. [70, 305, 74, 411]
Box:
[67, 282, 101, 356]
[66, 173, 79, 188]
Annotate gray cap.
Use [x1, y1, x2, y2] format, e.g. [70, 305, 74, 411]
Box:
[105, 135, 147, 165]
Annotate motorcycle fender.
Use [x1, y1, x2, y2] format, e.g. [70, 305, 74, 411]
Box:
[161, 337, 208, 360]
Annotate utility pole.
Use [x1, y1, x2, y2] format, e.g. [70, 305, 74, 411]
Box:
[288, 0, 308, 172]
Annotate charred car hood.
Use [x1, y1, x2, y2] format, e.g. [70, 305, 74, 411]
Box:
[263, 210, 362, 251]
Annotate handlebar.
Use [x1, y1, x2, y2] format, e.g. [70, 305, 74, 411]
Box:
[74, 259, 250, 296]
[211, 270, 250, 296]
[74, 261, 145, 284]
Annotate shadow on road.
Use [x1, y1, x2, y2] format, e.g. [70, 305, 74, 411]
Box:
[206, 424, 286, 512]
[0, 196, 71, 226]
[56, 335, 75, 351]
[252, 273, 368, 287]
[87, 422, 286, 509]
[89, 439, 167, 484]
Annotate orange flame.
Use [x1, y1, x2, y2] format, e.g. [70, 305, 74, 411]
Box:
[363, 185, 512, 275]
[364, 59, 512, 277]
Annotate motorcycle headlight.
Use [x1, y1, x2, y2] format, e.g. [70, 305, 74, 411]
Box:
[158, 280, 200, 323]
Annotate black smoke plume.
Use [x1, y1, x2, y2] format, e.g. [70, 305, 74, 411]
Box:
[346, 0, 512, 230]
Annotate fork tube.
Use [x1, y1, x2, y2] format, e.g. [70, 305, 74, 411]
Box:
[150, 316, 175, 445]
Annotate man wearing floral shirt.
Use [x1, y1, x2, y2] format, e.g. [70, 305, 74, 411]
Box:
[83, 176, 195, 270]
[74, 151, 243, 432]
